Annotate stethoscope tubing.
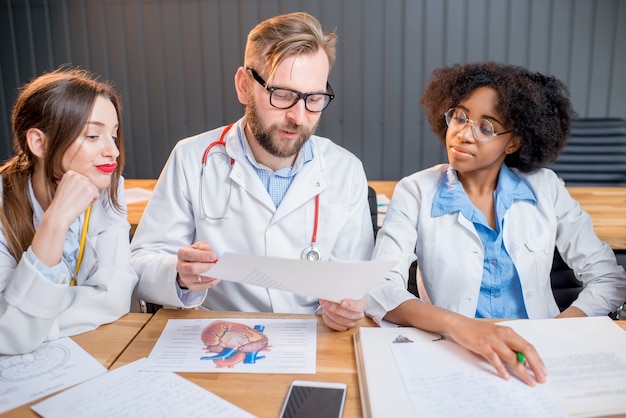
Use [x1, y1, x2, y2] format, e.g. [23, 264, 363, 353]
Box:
[200, 122, 321, 260]
[201, 123, 235, 166]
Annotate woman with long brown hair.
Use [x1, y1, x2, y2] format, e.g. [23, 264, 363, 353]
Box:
[0, 67, 138, 354]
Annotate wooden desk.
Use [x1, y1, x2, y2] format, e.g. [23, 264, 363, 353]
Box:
[112, 311, 626, 418]
[567, 187, 626, 250]
[5, 311, 625, 417]
[125, 178, 157, 235]
[111, 309, 377, 418]
[71, 313, 153, 368]
[1, 313, 152, 418]
[124, 179, 626, 250]
[367, 180, 397, 201]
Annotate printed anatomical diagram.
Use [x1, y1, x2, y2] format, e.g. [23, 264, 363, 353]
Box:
[200, 320, 270, 368]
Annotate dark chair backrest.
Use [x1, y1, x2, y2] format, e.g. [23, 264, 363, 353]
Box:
[407, 261, 419, 297]
[367, 186, 378, 238]
[550, 118, 626, 186]
[550, 249, 583, 312]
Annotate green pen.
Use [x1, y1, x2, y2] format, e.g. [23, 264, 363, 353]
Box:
[516, 351, 526, 364]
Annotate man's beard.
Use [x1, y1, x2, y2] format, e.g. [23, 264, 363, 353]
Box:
[245, 100, 318, 158]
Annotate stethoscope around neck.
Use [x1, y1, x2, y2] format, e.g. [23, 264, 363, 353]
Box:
[199, 123, 322, 261]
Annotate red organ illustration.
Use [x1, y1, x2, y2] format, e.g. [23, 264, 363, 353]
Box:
[200, 320, 269, 368]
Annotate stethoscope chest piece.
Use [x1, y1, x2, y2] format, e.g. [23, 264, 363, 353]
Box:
[301, 245, 322, 261]
[300, 193, 321, 261]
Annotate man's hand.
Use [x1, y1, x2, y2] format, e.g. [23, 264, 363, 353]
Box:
[176, 241, 221, 291]
[318, 297, 367, 331]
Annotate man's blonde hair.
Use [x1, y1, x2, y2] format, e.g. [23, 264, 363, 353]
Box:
[244, 12, 337, 84]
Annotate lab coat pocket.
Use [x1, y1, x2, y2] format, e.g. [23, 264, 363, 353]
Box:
[321, 203, 352, 219]
[319, 203, 352, 244]
[522, 234, 554, 280]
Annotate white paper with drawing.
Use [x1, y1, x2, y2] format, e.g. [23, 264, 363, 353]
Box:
[204, 252, 395, 302]
[0, 338, 106, 414]
[31, 358, 256, 418]
[144, 318, 316, 373]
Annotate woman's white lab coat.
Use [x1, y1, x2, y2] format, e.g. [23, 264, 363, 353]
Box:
[366, 165, 626, 324]
[0, 177, 139, 354]
[130, 119, 374, 312]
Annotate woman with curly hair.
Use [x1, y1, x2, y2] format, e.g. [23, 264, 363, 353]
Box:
[366, 62, 626, 385]
[0, 67, 138, 354]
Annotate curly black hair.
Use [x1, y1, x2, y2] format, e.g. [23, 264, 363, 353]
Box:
[420, 62, 577, 172]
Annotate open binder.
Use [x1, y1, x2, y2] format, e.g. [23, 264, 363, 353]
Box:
[354, 317, 626, 418]
[354, 326, 427, 417]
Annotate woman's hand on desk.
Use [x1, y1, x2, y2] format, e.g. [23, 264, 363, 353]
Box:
[319, 297, 366, 332]
[384, 300, 547, 386]
[176, 241, 221, 290]
[448, 317, 548, 386]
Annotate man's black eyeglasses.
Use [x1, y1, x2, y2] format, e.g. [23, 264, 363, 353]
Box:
[247, 67, 334, 113]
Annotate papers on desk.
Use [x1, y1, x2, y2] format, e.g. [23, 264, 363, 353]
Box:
[390, 331, 566, 417]
[124, 186, 153, 204]
[354, 316, 626, 418]
[31, 358, 257, 418]
[0, 338, 106, 414]
[204, 252, 395, 303]
[501, 317, 626, 417]
[145, 318, 317, 373]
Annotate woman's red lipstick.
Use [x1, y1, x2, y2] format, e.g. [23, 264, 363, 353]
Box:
[96, 163, 117, 173]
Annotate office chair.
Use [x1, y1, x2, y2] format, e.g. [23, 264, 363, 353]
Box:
[550, 249, 583, 312]
[407, 261, 419, 298]
[368, 185, 419, 296]
[367, 186, 378, 238]
[549, 249, 625, 319]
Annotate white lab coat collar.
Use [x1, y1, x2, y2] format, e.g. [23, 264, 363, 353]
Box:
[223, 119, 327, 223]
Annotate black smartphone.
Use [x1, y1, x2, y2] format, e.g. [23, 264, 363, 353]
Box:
[279, 380, 347, 418]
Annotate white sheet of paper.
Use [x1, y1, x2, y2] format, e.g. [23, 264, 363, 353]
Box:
[390, 316, 626, 418]
[204, 253, 395, 303]
[499, 316, 626, 417]
[0, 338, 106, 414]
[144, 318, 316, 373]
[124, 187, 153, 204]
[392, 336, 567, 418]
[31, 358, 257, 418]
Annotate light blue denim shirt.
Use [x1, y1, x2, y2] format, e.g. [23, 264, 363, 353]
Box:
[238, 124, 314, 208]
[431, 165, 536, 318]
